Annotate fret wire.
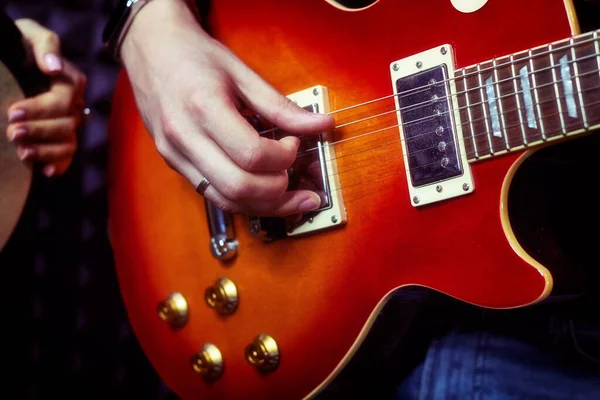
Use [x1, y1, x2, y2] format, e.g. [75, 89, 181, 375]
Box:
[461, 83, 600, 149]
[549, 44, 567, 134]
[420, 82, 600, 154]
[297, 82, 600, 169]
[330, 52, 600, 147]
[595, 31, 600, 83]
[574, 37, 589, 129]
[460, 98, 600, 164]
[460, 81, 599, 144]
[411, 100, 600, 170]
[455, 32, 598, 93]
[448, 66, 599, 125]
[324, 31, 600, 126]
[454, 53, 599, 111]
[376, 68, 600, 145]
[477, 63, 494, 154]
[324, 53, 600, 136]
[327, 84, 600, 198]
[292, 54, 600, 162]
[408, 91, 600, 172]
[408, 85, 597, 164]
[510, 54, 528, 146]
[462, 69, 479, 158]
[529, 49, 546, 140]
[320, 69, 600, 159]
[493, 58, 510, 150]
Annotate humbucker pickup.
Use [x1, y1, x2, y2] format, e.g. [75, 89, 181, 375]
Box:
[390, 45, 474, 207]
[247, 86, 347, 240]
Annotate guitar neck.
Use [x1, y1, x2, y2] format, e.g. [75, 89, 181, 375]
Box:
[455, 29, 600, 161]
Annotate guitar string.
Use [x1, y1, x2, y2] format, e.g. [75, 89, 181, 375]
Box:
[259, 54, 600, 161]
[328, 32, 600, 117]
[298, 87, 600, 183]
[406, 99, 600, 173]
[328, 86, 600, 198]
[355, 75, 600, 154]
[256, 33, 600, 139]
[309, 97, 600, 201]
[293, 72, 600, 169]
[321, 53, 599, 146]
[334, 53, 599, 133]
[332, 86, 600, 177]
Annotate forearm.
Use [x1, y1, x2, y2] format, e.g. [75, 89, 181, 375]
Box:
[120, 0, 205, 70]
[109, 0, 333, 217]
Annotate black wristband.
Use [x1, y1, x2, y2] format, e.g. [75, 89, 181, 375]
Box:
[103, 0, 152, 62]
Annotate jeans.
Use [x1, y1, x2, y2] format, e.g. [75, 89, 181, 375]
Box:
[318, 288, 600, 399]
[393, 295, 600, 400]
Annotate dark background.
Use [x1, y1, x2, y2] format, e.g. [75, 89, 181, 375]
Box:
[0, 0, 599, 399]
[0, 0, 174, 398]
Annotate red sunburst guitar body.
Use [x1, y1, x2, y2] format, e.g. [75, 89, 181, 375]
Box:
[106, 0, 599, 398]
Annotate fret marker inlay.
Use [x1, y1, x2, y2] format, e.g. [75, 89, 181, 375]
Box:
[485, 76, 502, 137]
[454, 28, 600, 162]
[519, 66, 538, 129]
[559, 54, 578, 118]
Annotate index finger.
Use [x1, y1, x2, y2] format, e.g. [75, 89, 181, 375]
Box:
[194, 98, 302, 172]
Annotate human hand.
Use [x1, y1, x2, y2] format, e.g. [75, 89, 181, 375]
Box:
[120, 0, 335, 217]
[5, 19, 87, 177]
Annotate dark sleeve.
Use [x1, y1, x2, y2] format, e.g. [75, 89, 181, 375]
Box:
[195, 0, 211, 21]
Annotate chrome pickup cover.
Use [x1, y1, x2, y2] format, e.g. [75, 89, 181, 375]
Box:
[390, 45, 474, 207]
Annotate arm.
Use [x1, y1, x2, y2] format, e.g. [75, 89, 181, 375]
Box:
[116, 0, 335, 217]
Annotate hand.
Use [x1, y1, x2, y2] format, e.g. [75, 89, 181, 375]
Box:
[120, 0, 335, 217]
[5, 19, 87, 177]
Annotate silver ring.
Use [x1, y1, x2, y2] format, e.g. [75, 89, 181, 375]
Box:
[196, 176, 210, 195]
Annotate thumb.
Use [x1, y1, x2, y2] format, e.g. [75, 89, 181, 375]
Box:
[15, 19, 64, 75]
[232, 62, 335, 135]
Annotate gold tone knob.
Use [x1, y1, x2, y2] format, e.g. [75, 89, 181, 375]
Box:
[191, 343, 224, 381]
[245, 333, 280, 373]
[157, 292, 188, 329]
[204, 277, 238, 315]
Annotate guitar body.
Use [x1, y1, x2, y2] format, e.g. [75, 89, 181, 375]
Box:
[107, 0, 581, 398]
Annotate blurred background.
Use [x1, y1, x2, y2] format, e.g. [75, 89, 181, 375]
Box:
[0, 0, 175, 398]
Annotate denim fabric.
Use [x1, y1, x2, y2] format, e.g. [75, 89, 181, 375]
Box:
[395, 329, 600, 400]
[394, 306, 600, 400]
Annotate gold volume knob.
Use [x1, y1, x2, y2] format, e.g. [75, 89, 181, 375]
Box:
[191, 343, 224, 381]
[156, 292, 188, 329]
[245, 333, 280, 373]
[204, 277, 238, 315]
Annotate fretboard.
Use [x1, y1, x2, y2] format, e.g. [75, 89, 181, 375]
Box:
[454, 29, 600, 161]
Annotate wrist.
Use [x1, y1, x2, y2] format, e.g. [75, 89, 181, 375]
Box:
[115, 0, 199, 66]
[120, 0, 195, 67]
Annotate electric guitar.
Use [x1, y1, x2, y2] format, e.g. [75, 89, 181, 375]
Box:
[106, 0, 600, 398]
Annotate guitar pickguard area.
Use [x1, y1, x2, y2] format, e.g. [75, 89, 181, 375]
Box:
[390, 46, 475, 207]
